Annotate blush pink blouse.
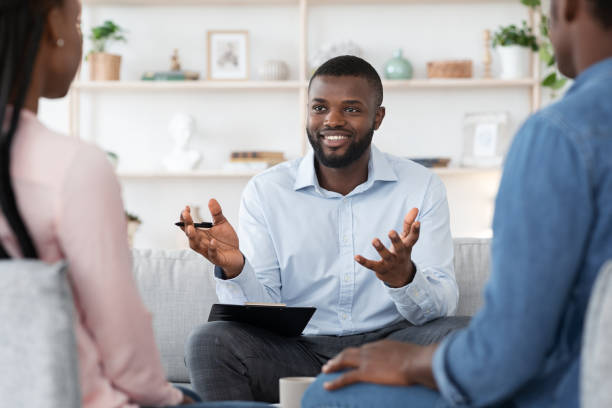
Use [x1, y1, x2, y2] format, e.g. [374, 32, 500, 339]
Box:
[0, 109, 183, 408]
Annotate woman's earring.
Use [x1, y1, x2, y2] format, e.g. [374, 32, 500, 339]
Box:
[57, 38, 65, 48]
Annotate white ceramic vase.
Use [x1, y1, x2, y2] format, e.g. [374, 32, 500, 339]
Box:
[497, 45, 531, 79]
[258, 60, 289, 81]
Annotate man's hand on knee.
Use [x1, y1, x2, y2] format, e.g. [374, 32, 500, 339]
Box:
[321, 340, 438, 391]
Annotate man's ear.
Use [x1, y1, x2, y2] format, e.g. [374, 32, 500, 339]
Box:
[374, 106, 386, 131]
[562, 0, 580, 23]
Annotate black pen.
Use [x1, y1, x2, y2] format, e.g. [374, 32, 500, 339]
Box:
[175, 221, 213, 229]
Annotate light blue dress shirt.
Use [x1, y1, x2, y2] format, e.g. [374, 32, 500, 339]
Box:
[215, 145, 458, 336]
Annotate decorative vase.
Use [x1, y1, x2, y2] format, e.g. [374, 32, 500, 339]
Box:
[497, 45, 530, 79]
[384, 49, 413, 80]
[258, 60, 290, 81]
[89, 52, 122, 81]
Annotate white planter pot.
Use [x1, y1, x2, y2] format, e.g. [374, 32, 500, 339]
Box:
[497, 45, 531, 79]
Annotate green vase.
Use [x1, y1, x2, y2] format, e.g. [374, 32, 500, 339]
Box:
[384, 49, 413, 80]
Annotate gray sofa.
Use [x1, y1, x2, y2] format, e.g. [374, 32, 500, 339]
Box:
[131, 237, 492, 387]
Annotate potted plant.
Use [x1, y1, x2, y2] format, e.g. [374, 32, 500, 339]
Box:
[125, 211, 141, 248]
[519, 0, 567, 92]
[492, 21, 539, 79]
[87, 20, 127, 81]
[106, 151, 119, 170]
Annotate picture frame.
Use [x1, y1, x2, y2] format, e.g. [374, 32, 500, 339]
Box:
[461, 112, 510, 168]
[207, 30, 250, 80]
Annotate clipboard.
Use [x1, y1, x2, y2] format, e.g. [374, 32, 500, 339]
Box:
[208, 303, 316, 337]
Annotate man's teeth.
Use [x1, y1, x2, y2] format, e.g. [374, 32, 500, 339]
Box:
[325, 135, 349, 140]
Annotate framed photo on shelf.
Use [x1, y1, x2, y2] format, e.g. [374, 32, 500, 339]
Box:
[207, 30, 249, 80]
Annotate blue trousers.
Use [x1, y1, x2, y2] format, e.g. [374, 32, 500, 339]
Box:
[301, 373, 446, 408]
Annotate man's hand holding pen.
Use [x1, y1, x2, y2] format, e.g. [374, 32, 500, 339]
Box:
[178, 199, 245, 278]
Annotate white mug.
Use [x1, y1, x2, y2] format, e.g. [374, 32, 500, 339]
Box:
[279, 376, 316, 408]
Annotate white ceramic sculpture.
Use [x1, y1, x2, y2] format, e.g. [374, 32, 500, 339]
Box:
[309, 41, 363, 75]
[162, 113, 201, 172]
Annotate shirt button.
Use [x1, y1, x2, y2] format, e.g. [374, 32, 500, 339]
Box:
[344, 275, 350, 283]
[343, 236, 349, 244]
[341, 313, 348, 320]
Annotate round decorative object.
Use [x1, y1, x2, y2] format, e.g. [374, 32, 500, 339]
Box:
[384, 49, 413, 80]
[258, 60, 290, 81]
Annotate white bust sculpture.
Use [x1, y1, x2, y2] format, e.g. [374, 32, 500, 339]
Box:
[162, 113, 201, 172]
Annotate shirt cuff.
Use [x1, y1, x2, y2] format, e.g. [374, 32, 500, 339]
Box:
[214, 253, 246, 280]
[215, 258, 261, 297]
[214, 265, 227, 279]
[432, 332, 469, 406]
[386, 264, 435, 314]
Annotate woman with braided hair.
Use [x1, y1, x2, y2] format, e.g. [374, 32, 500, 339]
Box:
[0, 1, 195, 406]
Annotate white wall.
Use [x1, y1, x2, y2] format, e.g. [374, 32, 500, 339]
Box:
[38, 1, 539, 249]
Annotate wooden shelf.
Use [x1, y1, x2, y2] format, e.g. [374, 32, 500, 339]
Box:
[83, 0, 299, 5]
[310, 0, 516, 4]
[117, 170, 261, 178]
[434, 167, 501, 175]
[83, 0, 516, 5]
[72, 80, 305, 91]
[382, 78, 537, 89]
[73, 79, 535, 92]
[116, 167, 500, 179]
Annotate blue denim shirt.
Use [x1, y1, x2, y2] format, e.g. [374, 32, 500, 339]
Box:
[433, 57, 612, 407]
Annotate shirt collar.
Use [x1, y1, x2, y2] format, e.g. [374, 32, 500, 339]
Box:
[566, 56, 612, 96]
[293, 144, 398, 192]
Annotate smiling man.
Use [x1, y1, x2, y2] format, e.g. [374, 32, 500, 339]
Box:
[181, 56, 467, 402]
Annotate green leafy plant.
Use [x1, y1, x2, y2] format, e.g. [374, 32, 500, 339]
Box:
[87, 20, 126, 58]
[125, 211, 141, 223]
[520, 0, 568, 90]
[492, 21, 539, 51]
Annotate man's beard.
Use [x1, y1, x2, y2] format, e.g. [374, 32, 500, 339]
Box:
[306, 126, 375, 169]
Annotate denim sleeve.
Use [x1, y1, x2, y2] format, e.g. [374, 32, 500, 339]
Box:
[433, 113, 593, 406]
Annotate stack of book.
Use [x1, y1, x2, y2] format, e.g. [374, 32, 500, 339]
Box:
[224, 151, 286, 172]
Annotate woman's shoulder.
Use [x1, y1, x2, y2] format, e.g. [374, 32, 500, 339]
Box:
[13, 111, 111, 187]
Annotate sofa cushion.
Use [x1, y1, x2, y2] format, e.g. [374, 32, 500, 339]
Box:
[453, 238, 491, 316]
[132, 248, 217, 383]
[581, 260, 612, 408]
[132, 238, 491, 384]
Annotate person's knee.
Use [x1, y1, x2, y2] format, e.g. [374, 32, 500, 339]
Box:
[185, 321, 242, 367]
[301, 373, 339, 408]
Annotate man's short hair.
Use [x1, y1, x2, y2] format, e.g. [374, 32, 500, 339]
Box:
[588, 0, 612, 28]
[309, 55, 384, 107]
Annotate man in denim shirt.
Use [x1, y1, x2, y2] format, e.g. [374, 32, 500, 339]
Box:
[303, 0, 612, 407]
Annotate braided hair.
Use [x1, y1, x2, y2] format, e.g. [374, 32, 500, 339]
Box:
[0, 0, 60, 258]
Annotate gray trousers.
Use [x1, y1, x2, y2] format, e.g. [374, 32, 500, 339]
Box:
[185, 317, 470, 403]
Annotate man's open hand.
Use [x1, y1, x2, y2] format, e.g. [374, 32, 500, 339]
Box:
[355, 208, 421, 288]
[321, 340, 438, 391]
[179, 199, 244, 278]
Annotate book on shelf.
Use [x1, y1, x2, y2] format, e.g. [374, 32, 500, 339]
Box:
[230, 151, 285, 160]
[141, 70, 200, 81]
[228, 151, 286, 168]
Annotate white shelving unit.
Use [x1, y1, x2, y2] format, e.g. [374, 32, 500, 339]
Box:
[71, 0, 542, 174]
[116, 166, 501, 180]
